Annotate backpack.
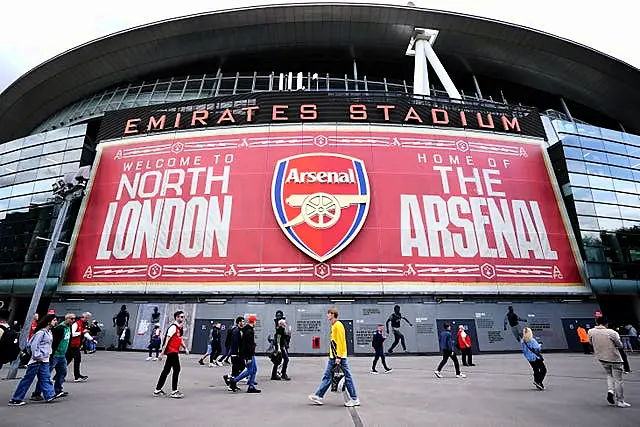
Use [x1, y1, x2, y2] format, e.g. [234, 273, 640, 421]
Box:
[0, 325, 21, 364]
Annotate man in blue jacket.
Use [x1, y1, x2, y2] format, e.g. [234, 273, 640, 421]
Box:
[435, 323, 466, 379]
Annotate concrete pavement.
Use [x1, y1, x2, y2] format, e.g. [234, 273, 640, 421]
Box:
[0, 352, 638, 427]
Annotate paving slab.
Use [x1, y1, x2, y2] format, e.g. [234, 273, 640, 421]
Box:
[0, 352, 638, 427]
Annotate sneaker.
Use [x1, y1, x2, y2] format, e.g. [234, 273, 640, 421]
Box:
[384, 368, 393, 373]
[208, 363, 215, 367]
[170, 390, 184, 399]
[370, 370, 379, 374]
[223, 375, 231, 386]
[616, 401, 631, 408]
[29, 395, 44, 402]
[456, 374, 467, 378]
[146, 357, 153, 361]
[152, 357, 158, 361]
[434, 371, 443, 378]
[56, 391, 69, 398]
[271, 375, 282, 380]
[8, 400, 26, 406]
[607, 391, 615, 405]
[345, 398, 361, 407]
[45, 394, 61, 403]
[533, 382, 544, 390]
[74, 376, 88, 382]
[198, 359, 205, 366]
[153, 390, 166, 397]
[308, 394, 324, 405]
[387, 349, 394, 354]
[281, 374, 291, 381]
[247, 387, 262, 393]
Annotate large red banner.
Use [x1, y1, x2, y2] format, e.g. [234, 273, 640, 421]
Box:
[63, 125, 584, 293]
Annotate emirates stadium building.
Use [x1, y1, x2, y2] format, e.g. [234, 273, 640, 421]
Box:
[0, 3, 638, 354]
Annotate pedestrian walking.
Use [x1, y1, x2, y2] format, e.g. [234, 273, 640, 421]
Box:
[30, 313, 75, 401]
[435, 323, 466, 378]
[386, 305, 412, 353]
[521, 327, 547, 390]
[153, 310, 190, 399]
[504, 306, 527, 342]
[576, 324, 591, 354]
[8, 314, 62, 406]
[66, 312, 93, 382]
[271, 318, 291, 380]
[113, 305, 130, 343]
[308, 307, 359, 407]
[370, 324, 392, 374]
[146, 324, 162, 361]
[198, 322, 222, 367]
[588, 316, 630, 408]
[457, 325, 475, 366]
[87, 320, 101, 354]
[227, 317, 245, 379]
[224, 315, 260, 393]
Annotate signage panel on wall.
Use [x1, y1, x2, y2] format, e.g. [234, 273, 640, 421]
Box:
[62, 125, 585, 294]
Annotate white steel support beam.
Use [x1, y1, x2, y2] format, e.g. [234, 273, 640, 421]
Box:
[413, 39, 429, 96]
[421, 40, 461, 100]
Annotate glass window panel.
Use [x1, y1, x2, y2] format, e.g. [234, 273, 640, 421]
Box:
[607, 142, 629, 155]
[572, 187, 593, 201]
[14, 170, 38, 184]
[581, 231, 602, 246]
[585, 162, 610, 176]
[44, 127, 70, 142]
[30, 192, 49, 205]
[634, 170, 640, 182]
[7, 195, 31, 211]
[601, 128, 624, 142]
[584, 246, 606, 262]
[42, 140, 66, 154]
[591, 189, 617, 204]
[560, 135, 580, 147]
[606, 153, 630, 168]
[598, 217, 623, 231]
[39, 153, 63, 166]
[622, 132, 640, 147]
[0, 164, 18, 176]
[610, 165, 635, 180]
[555, 120, 577, 134]
[10, 182, 34, 197]
[0, 174, 15, 188]
[36, 165, 62, 180]
[626, 145, 640, 158]
[0, 187, 10, 199]
[568, 173, 590, 187]
[595, 204, 620, 218]
[612, 179, 636, 194]
[33, 178, 56, 193]
[65, 136, 85, 149]
[3, 138, 24, 153]
[581, 149, 607, 163]
[588, 176, 613, 190]
[17, 157, 39, 170]
[577, 124, 602, 139]
[62, 149, 81, 162]
[623, 219, 640, 229]
[566, 160, 586, 173]
[61, 163, 78, 174]
[0, 199, 8, 212]
[563, 146, 583, 159]
[579, 136, 604, 150]
[578, 215, 599, 230]
[620, 206, 640, 221]
[574, 201, 596, 215]
[19, 145, 43, 159]
[617, 192, 639, 206]
[1, 150, 20, 164]
[68, 124, 87, 137]
[23, 133, 46, 148]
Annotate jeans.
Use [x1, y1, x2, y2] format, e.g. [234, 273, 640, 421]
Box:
[372, 347, 390, 370]
[388, 328, 406, 352]
[65, 346, 83, 379]
[437, 349, 460, 375]
[33, 355, 67, 396]
[234, 356, 257, 387]
[315, 358, 357, 400]
[600, 361, 624, 402]
[12, 362, 55, 401]
[156, 352, 181, 391]
[529, 358, 547, 384]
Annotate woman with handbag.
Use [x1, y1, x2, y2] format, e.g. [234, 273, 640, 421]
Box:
[8, 314, 61, 406]
[521, 327, 547, 390]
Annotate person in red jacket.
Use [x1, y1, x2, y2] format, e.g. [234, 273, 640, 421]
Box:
[457, 325, 475, 367]
[65, 312, 94, 382]
[153, 310, 189, 398]
[27, 313, 39, 340]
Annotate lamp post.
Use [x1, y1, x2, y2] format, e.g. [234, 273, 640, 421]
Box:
[5, 171, 87, 379]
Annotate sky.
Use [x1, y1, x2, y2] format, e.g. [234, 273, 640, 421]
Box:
[1, 0, 638, 93]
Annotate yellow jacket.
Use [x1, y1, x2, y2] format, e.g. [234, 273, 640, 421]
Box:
[330, 321, 347, 358]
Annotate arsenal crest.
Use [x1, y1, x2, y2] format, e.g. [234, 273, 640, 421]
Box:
[271, 153, 370, 262]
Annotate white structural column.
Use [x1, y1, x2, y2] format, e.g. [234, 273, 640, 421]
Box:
[408, 29, 462, 100]
[413, 38, 429, 96]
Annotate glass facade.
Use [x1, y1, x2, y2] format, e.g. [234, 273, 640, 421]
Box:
[549, 119, 640, 294]
[0, 125, 87, 292]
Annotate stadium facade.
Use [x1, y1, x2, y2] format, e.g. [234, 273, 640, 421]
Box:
[0, 3, 638, 354]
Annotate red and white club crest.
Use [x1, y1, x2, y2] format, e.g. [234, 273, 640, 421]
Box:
[271, 153, 370, 262]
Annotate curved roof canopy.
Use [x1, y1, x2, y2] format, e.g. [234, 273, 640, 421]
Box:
[1, 2, 639, 141]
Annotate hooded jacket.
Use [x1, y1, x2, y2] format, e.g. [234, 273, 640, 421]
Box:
[240, 324, 256, 360]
